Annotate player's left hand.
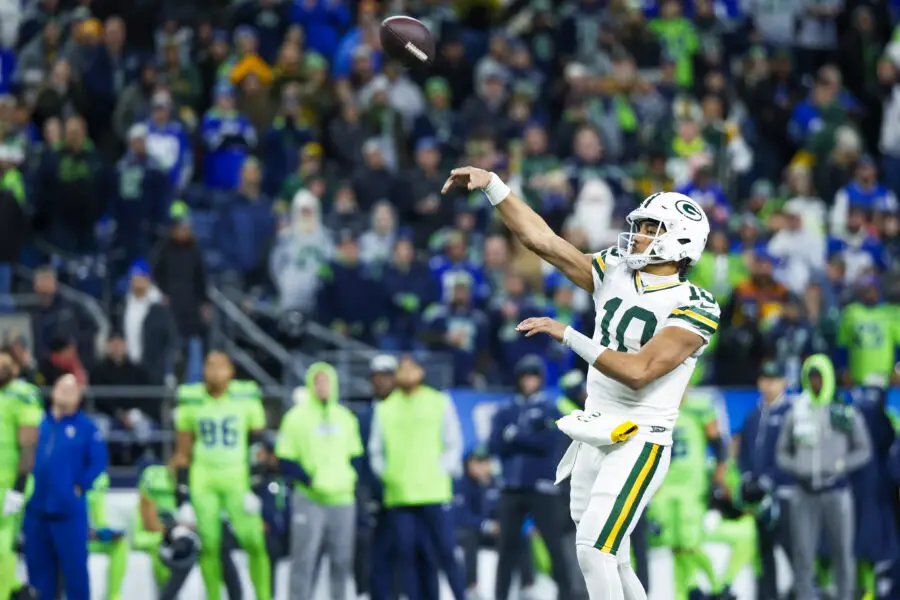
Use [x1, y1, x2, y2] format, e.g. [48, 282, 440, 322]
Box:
[516, 317, 567, 342]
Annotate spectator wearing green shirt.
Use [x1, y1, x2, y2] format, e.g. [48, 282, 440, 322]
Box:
[649, 0, 699, 88]
[691, 229, 749, 306]
[837, 276, 900, 387]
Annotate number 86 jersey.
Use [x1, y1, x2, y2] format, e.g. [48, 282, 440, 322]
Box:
[586, 247, 720, 445]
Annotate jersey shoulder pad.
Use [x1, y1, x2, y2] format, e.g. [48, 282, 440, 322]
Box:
[591, 246, 623, 284]
[229, 380, 262, 400]
[177, 383, 206, 405]
[10, 380, 41, 405]
[669, 284, 721, 338]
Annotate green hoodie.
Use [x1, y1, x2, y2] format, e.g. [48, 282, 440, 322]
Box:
[275, 362, 363, 506]
[801, 353, 836, 406]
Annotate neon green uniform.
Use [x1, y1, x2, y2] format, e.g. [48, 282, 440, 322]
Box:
[837, 303, 900, 386]
[649, 394, 719, 599]
[132, 465, 178, 586]
[174, 380, 271, 600]
[0, 380, 42, 600]
[87, 473, 128, 600]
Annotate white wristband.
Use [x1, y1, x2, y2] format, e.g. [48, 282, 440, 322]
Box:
[563, 326, 605, 366]
[482, 172, 510, 206]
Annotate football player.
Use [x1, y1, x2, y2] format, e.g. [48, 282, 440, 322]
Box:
[443, 167, 718, 600]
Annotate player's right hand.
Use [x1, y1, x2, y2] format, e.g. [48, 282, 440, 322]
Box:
[441, 166, 492, 194]
[2, 489, 24, 516]
[175, 502, 197, 527]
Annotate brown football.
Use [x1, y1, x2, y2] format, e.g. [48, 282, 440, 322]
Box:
[380, 16, 435, 68]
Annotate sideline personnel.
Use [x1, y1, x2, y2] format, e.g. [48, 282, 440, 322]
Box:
[24, 374, 108, 600]
[369, 355, 468, 600]
[777, 354, 872, 600]
[277, 361, 363, 600]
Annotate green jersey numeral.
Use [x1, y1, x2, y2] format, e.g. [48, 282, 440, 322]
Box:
[688, 285, 716, 305]
[598, 297, 659, 351]
[198, 416, 238, 448]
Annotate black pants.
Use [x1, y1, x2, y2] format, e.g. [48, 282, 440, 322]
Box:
[495, 489, 574, 600]
[756, 498, 792, 600]
[457, 528, 534, 589]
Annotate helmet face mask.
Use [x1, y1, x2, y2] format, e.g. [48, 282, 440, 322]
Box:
[620, 192, 710, 271]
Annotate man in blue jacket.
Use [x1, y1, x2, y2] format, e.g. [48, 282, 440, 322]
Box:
[736, 361, 793, 600]
[488, 355, 574, 600]
[24, 374, 108, 600]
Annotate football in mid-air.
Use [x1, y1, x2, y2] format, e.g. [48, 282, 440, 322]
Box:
[380, 16, 435, 68]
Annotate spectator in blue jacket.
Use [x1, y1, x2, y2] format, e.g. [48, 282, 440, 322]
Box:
[454, 446, 534, 597]
[201, 82, 257, 191]
[381, 233, 438, 351]
[736, 361, 793, 600]
[487, 355, 574, 600]
[288, 0, 351, 59]
[316, 228, 387, 344]
[24, 374, 108, 600]
[110, 123, 171, 269]
[488, 271, 549, 385]
[215, 157, 275, 287]
[420, 272, 489, 387]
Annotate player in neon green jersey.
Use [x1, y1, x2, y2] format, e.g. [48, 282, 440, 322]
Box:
[703, 461, 756, 600]
[133, 463, 243, 599]
[174, 350, 271, 600]
[87, 472, 128, 600]
[0, 349, 41, 600]
[649, 392, 728, 600]
[836, 278, 900, 387]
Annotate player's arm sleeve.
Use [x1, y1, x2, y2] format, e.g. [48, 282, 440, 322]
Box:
[843, 407, 873, 473]
[174, 403, 194, 432]
[665, 296, 721, 348]
[248, 398, 267, 432]
[17, 384, 44, 427]
[441, 399, 464, 479]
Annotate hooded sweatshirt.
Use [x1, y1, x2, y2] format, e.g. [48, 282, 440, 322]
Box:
[123, 284, 163, 364]
[269, 190, 333, 312]
[275, 362, 363, 506]
[776, 354, 872, 492]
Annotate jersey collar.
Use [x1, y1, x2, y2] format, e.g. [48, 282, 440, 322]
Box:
[632, 270, 685, 295]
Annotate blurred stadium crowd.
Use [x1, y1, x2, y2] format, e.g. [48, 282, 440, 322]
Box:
[0, 0, 900, 598]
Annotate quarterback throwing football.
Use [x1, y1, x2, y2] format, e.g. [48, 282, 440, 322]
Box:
[442, 167, 719, 600]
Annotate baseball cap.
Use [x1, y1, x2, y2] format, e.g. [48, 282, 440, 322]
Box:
[370, 354, 398, 374]
[425, 77, 449, 97]
[151, 91, 172, 109]
[415, 137, 439, 153]
[129, 258, 152, 280]
[128, 123, 149, 140]
[468, 445, 491, 460]
[759, 361, 785, 379]
[170, 200, 191, 223]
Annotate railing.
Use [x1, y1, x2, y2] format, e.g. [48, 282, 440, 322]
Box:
[208, 286, 376, 396]
[208, 286, 311, 387]
[8, 290, 109, 359]
[314, 350, 456, 397]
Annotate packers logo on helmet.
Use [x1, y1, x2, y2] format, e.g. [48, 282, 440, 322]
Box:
[675, 199, 703, 221]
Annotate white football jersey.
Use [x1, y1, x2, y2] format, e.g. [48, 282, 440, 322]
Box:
[586, 246, 720, 445]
